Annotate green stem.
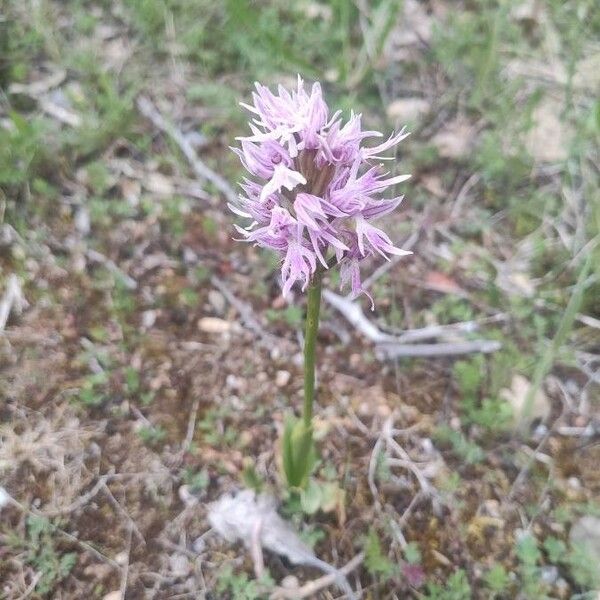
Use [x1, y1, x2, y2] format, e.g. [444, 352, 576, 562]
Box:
[303, 272, 323, 429]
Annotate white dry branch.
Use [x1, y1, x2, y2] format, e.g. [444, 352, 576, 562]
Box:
[210, 275, 281, 346]
[137, 96, 239, 206]
[0, 274, 29, 331]
[323, 289, 501, 358]
[270, 552, 365, 600]
[86, 248, 138, 290]
[208, 489, 357, 599]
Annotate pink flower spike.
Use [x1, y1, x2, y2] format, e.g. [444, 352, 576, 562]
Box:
[231, 77, 412, 304]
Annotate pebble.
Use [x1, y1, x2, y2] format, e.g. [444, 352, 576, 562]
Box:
[226, 374, 243, 391]
[114, 551, 128, 566]
[386, 97, 429, 122]
[74, 206, 91, 235]
[569, 516, 600, 563]
[168, 553, 190, 577]
[192, 536, 206, 553]
[197, 317, 231, 334]
[540, 565, 559, 585]
[182, 247, 198, 264]
[208, 290, 226, 315]
[256, 371, 268, 383]
[102, 592, 122, 600]
[500, 374, 551, 426]
[554, 578, 570, 599]
[142, 310, 157, 329]
[275, 370, 291, 388]
[280, 575, 300, 589]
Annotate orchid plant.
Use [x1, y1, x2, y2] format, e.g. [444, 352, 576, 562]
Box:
[231, 77, 411, 489]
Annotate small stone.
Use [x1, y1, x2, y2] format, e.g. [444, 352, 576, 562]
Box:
[532, 422, 549, 441]
[500, 374, 551, 426]
[569, 516, 600, 563]
[84, 563, 113, 580]
[197, 317, 231, 334]
[376, 403, 391, 417]
[208, 290, 226, 315]
[182, 247, 198, 264]
[567, 477, 582, 490]
[169, 553, 190, 577]
[142, 310, 157, 329]
[554, 578, 570, 599]
[178, 485, 198, 507]
[74, 206, 91, 235]
[275, 370, 291, 388]
[432, 116, 476, 159]
[103, 592, 122, 600]
[192, 536, 206, 553]
[114, 551, 128, 566]
[386, 97, 429, 123]
[280, 575, 300, 589]
[226, 374, 242, 391]
[540, 565, 559, 585]
[482, 499, 501, 519]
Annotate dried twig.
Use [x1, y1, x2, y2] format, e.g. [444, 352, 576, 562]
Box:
[323, 290, 394, 343]
[40, 475, 111, 517]
[367, 432, 385, 510]
[101, 481, 146, 545]
[210, 275, 281, 345]
[86, 249, 137, 290]
[324, 290, 501, 357]
[388, 313, 508, 343]
[250, 517, 265, 579]
[15, 571, 42, 600]
[3, 490, 122, 571]
[270, 552, 364, 600]
[377, 339, 501, 358]
[137, 96, 238, 205]
[119, 525, 133, 600]
[182, 397, 201, 450]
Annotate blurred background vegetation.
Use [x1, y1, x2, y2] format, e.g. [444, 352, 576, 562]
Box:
[1, 1, 599, 598]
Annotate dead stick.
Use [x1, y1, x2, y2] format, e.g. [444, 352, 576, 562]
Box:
[270, 552, 364, 600]
[137, 96, 238, 205]
[377, 339, 501, 358]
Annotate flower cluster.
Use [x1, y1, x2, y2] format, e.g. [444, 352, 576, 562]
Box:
[231, 77, 411, 306]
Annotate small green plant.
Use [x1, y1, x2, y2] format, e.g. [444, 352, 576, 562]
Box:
[6, 516, 78, 596]
[543, 534, 600, 590]
[434, 425, 485, 464]
[183, 467, 209, 493]
[364, 527, 396, 580]
[78, 371, 109, 407]
[453, 357, 512, 431]
[216, 564, 273, 600]
[424, 569, 472, 600]
[137, 424, 167, 446]
[197, 406, 237, 447]
[483, 563, 510, 597]
[265, 305, 303, 328]
[516, 532, 547, 599]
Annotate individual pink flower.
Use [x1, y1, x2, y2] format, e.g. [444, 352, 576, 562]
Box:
[231, 76, 411, 305]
